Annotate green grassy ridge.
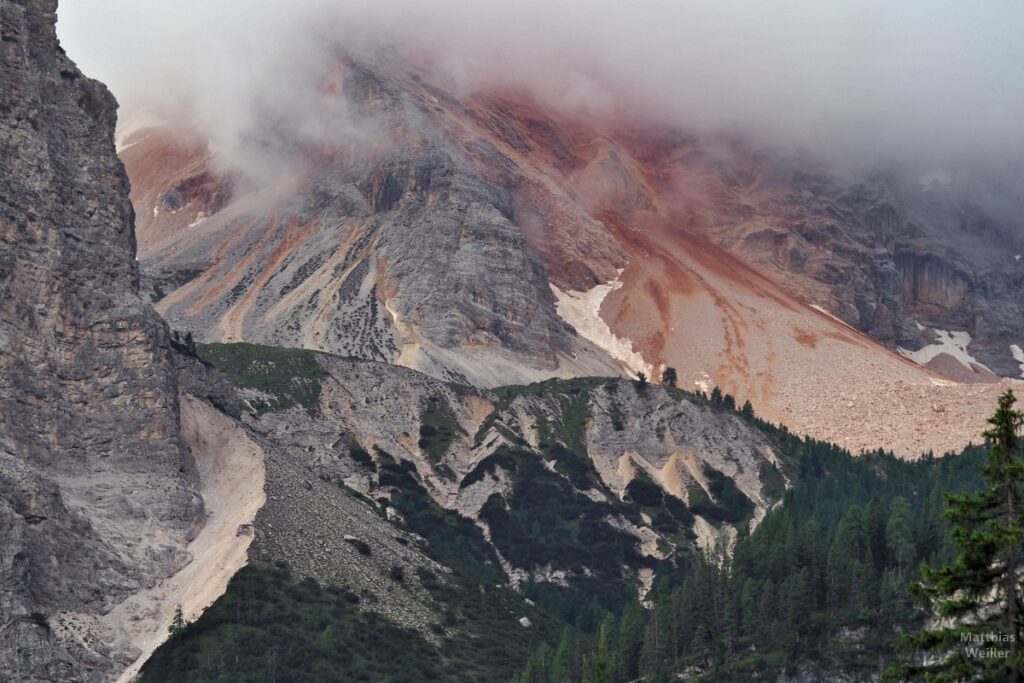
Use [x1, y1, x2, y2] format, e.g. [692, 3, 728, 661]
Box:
[473, 377, 607, 447]
[196, 342, 328, 415]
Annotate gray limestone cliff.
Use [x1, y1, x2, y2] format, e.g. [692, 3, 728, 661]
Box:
[0, 1, 203, 679]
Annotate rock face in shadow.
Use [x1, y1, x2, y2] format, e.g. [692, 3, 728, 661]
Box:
[727, 165, 1024, 378]
[0, 1, 202, 679]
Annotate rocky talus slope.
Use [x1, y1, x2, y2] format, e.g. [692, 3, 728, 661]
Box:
[123, 51, 1020, 458]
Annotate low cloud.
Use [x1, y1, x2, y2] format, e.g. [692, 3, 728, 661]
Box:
[58, 0, 1024, 170]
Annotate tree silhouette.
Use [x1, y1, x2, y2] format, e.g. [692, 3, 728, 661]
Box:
[886, 390, 1024, 682]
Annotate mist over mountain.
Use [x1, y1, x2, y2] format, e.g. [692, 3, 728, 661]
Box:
[59, 0, 1024, 172]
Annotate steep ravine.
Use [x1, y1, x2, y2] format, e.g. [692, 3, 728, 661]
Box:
[111, 395, 265, 683]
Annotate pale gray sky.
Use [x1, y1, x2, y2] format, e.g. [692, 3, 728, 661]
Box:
[57, 0, 1024, 166]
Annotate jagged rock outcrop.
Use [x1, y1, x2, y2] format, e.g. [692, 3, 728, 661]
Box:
[212, 346, 786, 591]
[0, 1, 203, 679]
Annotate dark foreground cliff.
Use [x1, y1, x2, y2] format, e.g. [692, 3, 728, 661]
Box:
[0, 1, 203, 679]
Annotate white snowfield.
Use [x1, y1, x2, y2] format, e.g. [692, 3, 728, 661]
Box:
[898, 325, 991, 374]
[552, 271, 653, 378]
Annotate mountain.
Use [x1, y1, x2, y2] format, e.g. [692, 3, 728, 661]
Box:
[194, 342, 786, 574]
[136, 342, 988, 682]
[120, 50, 1020, 458]
[5, 4, 1023, 681]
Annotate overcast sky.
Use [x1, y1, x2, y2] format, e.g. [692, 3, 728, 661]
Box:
[57, 0, 1024, 168]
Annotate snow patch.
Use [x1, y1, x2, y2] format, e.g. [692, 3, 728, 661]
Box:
[694, 371, 713, 394]
[1011, 344, 1024, 378]
[188, 213, 208, 228]
[898, 328, 992, 373]
[551, 272, 652, 377]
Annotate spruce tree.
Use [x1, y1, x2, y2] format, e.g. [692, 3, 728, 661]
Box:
[169, 604, 187, 638]
[886, 390, 1024, 682]
[553, 627, 581, 683]
[886, 497, 915, 580]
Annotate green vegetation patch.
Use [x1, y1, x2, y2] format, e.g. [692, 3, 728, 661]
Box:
[348, 441, 377, 471]
[758, 460, 787, 501]
[624, 470, 696, 540]
[197, 342, 327, 415]
[138, 567, 446, 682]
[418, 397, 464, 463]
[377, 454, 505, 586]
[518, 437, 989, 683]
[687, 465, 756, 525]
[475, 377, 606, 446]
[478, 447, 645, 619]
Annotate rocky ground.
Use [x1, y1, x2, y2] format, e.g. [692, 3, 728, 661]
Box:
[223, 347, 789, 584]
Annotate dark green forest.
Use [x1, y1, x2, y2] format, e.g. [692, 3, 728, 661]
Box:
[516, 443, 986, 682]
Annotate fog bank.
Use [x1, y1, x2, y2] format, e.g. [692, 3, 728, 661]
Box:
[58, 1, 1024, 167]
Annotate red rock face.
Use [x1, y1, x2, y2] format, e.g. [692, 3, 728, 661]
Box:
[122, 52, 1021, 457]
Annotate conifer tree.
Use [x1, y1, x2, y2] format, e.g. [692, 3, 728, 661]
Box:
[886, 390, 1024, 682]
[583, 621, 612, 683]
[169, 604, 187, 638]
[886, 497, 915, 579]
[551, 628, 576, 683]
[661, 367, 678, 388]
